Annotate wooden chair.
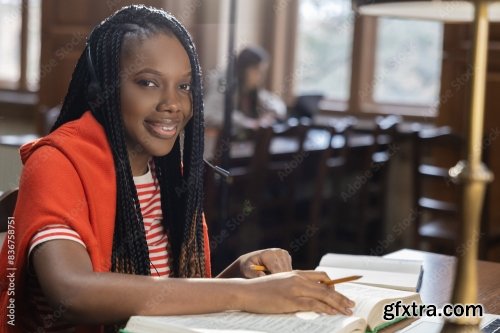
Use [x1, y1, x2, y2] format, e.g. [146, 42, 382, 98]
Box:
[412, 127, 464, 253]
[413, 127, 500, 258]
[204, 127, 273, 270]
[0, 188, 18, 247]
[294, 122, 352, 267]
[333, 115, 400, 254]
[224, 126, 273, 227]
[258, 119, 309, 251]
[361, 115, 400, 241]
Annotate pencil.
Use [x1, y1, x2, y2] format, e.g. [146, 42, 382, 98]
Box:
[249, 265, 362, 286]
[322, 275, 362, 286]
[249, 264, 268, 272]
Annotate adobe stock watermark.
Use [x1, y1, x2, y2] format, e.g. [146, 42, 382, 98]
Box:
[88, 52, 147, 110]
[40, 32, 86, 81]
[369, 209, 421, 256]
[6, 216, 16, 326]
[277, 150, 310, 181]
[289, 224, 320, 253]
[209, 200, 255, 251]
[425, 64, 473, 119]
[341, 143, 400, 202]
[359, 42, 415, 101]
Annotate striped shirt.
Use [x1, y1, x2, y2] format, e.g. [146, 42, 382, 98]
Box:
[25, 161, 170, 331]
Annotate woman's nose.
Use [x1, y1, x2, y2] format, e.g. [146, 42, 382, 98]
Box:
[158, 86, 180, 113]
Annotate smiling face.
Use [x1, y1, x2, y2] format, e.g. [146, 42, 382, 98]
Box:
[120, 32, 193, 170]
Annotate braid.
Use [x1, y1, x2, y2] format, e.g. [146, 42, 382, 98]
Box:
[51, 5, 208, 280]
[159, 13, 206, 278]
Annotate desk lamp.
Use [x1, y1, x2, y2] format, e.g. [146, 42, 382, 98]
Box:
[353, 1, 500, 332]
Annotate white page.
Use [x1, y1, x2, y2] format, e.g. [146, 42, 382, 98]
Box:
[334, 282, 418, 322]
[317, 266, 420, 291]
[129, 311, 365, 333]
[335, 283, 420, 329]
[318, 254, 422, 274]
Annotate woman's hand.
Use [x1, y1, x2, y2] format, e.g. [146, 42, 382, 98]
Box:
[217, 248, 292, 279]
[240, 270, 355, 316]
[239, 248, 292, 278]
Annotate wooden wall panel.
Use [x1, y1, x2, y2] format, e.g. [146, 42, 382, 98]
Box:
[484, 77, 500, 227]
[438, 23, 500, 257]
[56, 2, 89, 24]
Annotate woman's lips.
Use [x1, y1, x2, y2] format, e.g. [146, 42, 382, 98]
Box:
[144, 121, 178, 139]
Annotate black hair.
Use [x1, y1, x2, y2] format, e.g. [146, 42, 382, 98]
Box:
[235, 46, 269, 87]
[51, 5, 206, 279]
[235, 46, 269, 118]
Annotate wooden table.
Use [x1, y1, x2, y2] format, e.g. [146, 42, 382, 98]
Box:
[381, 249, 500, 332]
[204, 129, 387, 161]
[385, 248, 499, 313]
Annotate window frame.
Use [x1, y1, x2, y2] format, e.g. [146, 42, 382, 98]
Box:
[0, 0, 32, 93]
[294, 5, 441, 119]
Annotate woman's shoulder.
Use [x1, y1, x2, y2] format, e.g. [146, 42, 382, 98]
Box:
[19, 110, 116, 190]
[21, 111, 112, 166]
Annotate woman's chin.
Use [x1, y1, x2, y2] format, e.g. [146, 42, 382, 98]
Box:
[146, 143, 176, 157]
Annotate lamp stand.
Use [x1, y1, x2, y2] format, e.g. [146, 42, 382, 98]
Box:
[443, 1, 494, 332]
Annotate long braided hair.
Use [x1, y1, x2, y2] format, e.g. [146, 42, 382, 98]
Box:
[51, 5, 206, 278]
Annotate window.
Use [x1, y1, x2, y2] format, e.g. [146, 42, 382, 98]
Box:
[294, 0, 444, 115]
[373, 18, 443, 105]
[295, 0, 354, 101]
[0, 0, 41, 91]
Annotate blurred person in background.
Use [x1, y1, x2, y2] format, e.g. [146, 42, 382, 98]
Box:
[204, 46, 287, 131]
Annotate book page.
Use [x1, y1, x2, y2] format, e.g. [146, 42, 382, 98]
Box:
[316, 266, 420, 292]
[335, 284, 392, 319]
[128, 312, 366, 333]
[318, 254, 422, 274]
[335, 283, 421, 330]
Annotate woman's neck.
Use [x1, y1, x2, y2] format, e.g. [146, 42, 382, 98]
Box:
[127, 149, 151, 177]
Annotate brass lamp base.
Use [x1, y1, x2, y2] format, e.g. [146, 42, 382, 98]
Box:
[441, 322, 482, 333]
[440, 1, 495, 332]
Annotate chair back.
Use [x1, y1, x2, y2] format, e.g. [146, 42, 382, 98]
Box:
[412, 127, 464, 251]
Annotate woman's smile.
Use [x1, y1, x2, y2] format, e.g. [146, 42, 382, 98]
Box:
[144, 118, 180, 140]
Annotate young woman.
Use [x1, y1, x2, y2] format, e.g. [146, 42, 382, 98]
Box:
[0, 5, 353, 332]
[204, 46, 287, 130]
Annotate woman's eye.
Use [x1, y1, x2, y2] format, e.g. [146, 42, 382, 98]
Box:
[137, 79, 157, 88]
[179, 83, 192, 92]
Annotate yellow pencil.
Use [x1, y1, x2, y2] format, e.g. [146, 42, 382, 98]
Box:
[322, 275, 362, 286]
[249, 264, 268, 272]
[250, 265, 362, 286]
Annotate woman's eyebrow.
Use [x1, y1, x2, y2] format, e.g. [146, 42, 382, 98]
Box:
[134, 68, 192, 78]
[135, 68, 163, 76]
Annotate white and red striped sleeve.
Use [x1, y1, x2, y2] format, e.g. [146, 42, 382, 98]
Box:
[28, 224, 86, 256]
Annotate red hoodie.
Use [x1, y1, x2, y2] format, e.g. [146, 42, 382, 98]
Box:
[0, 111, 211, 332]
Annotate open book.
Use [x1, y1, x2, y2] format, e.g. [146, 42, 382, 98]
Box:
[316, 253, 423, 292]
[122, 283, 422, 333]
